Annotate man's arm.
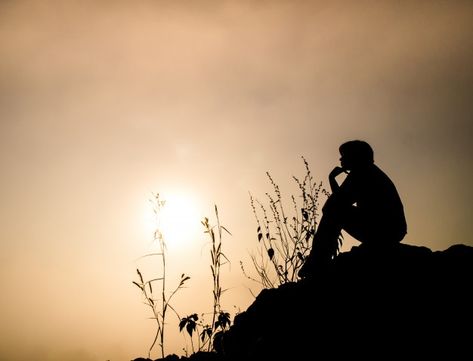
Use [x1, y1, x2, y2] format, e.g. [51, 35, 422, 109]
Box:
[329, 166, 345, 193]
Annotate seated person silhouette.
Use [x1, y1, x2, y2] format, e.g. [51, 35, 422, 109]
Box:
[299, 140, 407, 278]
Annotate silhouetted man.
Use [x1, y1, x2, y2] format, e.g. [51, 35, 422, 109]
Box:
[299, 140, 407, 277]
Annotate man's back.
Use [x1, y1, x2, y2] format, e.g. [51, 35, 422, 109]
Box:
[341, 164, 407, 241]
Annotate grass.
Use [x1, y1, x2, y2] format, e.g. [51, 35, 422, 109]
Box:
[201, 206, 232, 351]
[133, 157, 332, 357]
[179, 205, 232, 353]
[133, 193, 190, 359]
[134, 197, 232, 358]
[243, 156, 334, 288]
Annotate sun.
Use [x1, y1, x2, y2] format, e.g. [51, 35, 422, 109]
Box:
[142, 191, 203, 252]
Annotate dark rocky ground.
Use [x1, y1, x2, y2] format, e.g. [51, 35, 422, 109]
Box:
[133, 242, 473, 361]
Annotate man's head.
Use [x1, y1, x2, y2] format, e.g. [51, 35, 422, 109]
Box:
[339, 140, 374, 170]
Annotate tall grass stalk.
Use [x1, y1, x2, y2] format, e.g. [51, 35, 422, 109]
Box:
[133, 193, 190, 359]
[179, 205, 232, 353]
[202, 205, 231, 351]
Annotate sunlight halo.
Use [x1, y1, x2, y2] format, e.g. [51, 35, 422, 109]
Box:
[141, 191, 203, 253]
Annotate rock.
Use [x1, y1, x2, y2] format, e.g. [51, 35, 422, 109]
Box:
[219, 243, 473, 360]
[133, 242, 473, 360]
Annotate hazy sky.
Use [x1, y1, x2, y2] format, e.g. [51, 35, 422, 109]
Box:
[1, 1, 472, 360]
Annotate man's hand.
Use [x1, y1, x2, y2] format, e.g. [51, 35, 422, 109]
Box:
[329, 166, 346, 180]
[329, 166, 345, 193]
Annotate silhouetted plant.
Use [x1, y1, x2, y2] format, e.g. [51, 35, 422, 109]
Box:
[179, 310, 231, 354]
[244, 157, 340, 288]
[133, 193, 190, 359]
[179, 313, 199, 353]
[212, 310, 232, 353]
[179, 206, 232, 353]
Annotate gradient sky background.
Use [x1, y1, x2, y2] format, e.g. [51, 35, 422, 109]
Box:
[1, 1, 472, 360]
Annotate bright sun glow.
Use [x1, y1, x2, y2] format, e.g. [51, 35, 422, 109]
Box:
[142, 192, 203, 252]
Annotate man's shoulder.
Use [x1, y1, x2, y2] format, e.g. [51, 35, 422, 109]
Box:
[371, 164, 394, 180]
[351, 164, 396, 189]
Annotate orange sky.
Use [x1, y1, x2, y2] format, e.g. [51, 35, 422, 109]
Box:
[1, 1, 472, 360]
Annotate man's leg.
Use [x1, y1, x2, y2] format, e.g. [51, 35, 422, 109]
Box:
[341, 207, 372, 244]
[298, 197, 343, 277]
[342, 210, 406, 253]
[311, 212, 342, 262]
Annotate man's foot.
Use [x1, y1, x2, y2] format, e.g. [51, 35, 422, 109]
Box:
[298, 254, 332, 279]
[298, 258, 313, 279]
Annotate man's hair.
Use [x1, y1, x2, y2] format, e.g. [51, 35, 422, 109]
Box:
[339, 140, 374, 164]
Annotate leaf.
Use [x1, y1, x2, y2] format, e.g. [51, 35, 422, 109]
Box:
[258, 233, 263, 242]
[217, 312, 231, 329]
[179, 318, 187, 332]
[186, 321, 196, 336]
[136, 269, 144, 283]
[267, 248, 274, 260]
[200, 327, 212, 342]
[302, 209, 309, 221]
[136, 253, 164, 261]
[305, 231, 312, 242]
[221, 226, 232, 235]
[132, 281, 143, 290]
